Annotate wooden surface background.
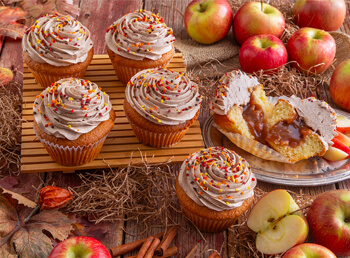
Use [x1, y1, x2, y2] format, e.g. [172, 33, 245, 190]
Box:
[0, 0, 349, 257]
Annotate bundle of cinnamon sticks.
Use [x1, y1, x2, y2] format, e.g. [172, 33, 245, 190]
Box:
[110, 226, 178, 258]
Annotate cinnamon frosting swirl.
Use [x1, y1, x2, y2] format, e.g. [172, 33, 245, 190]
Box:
[125, 68, 202, 125]
[33, 78, 112, 140]
[105, 9, 175, 61]
[23, 13, 93, 66]
[178, 147, 257, 212]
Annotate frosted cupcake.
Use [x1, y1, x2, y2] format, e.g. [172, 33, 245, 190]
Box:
[124, 68, 202, 148]
[105, 9, 175, 85]
[23, 13, 94, 87]
[175, 147, 257, 232]
[33, 78, 115, 166]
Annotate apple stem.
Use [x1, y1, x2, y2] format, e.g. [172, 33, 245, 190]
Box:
[0, 205, 40, 248]
[260, 0, 263, 11]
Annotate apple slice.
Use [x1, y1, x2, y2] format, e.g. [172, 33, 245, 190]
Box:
[247, 189, 308, 255]
[323, 146, 349, 161]
[331, 138, 350, 155]
[336, 115, 350, 134]
[333, 130, 350, 147]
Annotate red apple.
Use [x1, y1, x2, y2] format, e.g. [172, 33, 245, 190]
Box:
[336, 114, 350, 134]
[184, 0, 233, 44]
[307, 190, 350, 256]
[287, 27, 336, 74]
[323, 146, 349, 161]
[239, 34, 288, 74]
[233, 1, 285, 45]
[334, 130, 350, 147]
[293, 0, 346, 31]
[330, 59, 350, 112]
[49, 236, 111, 258]
[283, 243, 336, 258]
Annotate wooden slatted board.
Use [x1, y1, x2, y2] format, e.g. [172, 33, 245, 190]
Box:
[21, 53, 204, 173]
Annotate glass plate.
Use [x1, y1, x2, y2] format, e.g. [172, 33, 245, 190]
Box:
[202, 109, 350, 186]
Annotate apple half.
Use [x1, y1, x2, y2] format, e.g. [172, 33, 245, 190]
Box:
[247, 189, 308, 255]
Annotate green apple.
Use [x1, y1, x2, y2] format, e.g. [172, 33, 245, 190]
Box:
[247, 189, 308, 255]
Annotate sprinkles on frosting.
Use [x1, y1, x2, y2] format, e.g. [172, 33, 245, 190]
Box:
[179, 147, 256, 211]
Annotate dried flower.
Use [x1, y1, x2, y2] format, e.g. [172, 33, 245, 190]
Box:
[39, 186, 73, 210]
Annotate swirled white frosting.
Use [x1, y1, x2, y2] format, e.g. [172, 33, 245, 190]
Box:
[210, 70, 260, 115]
[33, 78, 112, 140]
[178, 147, 257, 211]
[105, 9, 175, 61]
[23, 13, 93, 66]
[125, 68, 202, 125]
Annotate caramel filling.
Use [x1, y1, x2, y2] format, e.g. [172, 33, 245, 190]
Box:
[243, 99, 267, 144]
[266, 117, 312, 148]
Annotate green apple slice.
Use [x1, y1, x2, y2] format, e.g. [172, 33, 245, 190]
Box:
[247, 189, 308, 255]
[256, 215, 309, 255]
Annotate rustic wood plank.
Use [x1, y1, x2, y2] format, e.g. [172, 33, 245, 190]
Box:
[144, 0, 192, 40]
[0, 38, 22, 87]
[78, 0, 143, 54]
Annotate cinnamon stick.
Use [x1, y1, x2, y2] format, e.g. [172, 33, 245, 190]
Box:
[110, 231, 164, 257]
[126, 246, 178, 258]
[154, 226, 178, 256]
[136, 236, 153, 258]
[208, 251, 220, 258]
[144, 237, 161, 258]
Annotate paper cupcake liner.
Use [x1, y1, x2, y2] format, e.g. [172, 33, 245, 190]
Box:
[109, 54, 173, 86]
[180, 204, 238, 233]
[215, 124, 293, 163]
[34, 128, 107, 166]
[127, 119, 189, 148]
[28, 67, 88, 88]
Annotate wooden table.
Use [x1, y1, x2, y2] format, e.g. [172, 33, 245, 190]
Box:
[0, 0, 349, 257]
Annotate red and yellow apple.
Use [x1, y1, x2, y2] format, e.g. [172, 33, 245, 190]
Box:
[287, 27, 336, 74]
[307, 190, 350, 256]
[330, 59, 350, 112]
[247, 189, 308, 255]
[323, 130, 350, 161]
[233, 1, 285, 45]
[293, 0, 346, 31]
[48, 236, 111, 258]
[282, 243, 336, 258]
[239, 34, 288, 74]
[184, 0, 233, 44]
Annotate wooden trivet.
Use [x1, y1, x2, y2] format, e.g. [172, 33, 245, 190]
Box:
[21, 53, 204, 173]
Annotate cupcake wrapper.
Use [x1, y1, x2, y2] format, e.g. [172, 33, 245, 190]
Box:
[34, 128, 107, 166]
[181, 204, 238, 233]
[127, 119, 189, 148]
[28, 67, 88, 88]
[110, 55, 173, 86]
[215, 125, 293, 163]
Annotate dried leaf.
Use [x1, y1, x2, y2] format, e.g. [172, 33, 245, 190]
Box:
[0, 191, 72, 257]
[0, 245, 17, 258]
[20, 0, 79, 26]
[0, 68, 13, 86]
[0, 7, 27, 39]
[0, 177, 27, 195]
[0, 188, 36, 208]
[11, 210, 72, 257]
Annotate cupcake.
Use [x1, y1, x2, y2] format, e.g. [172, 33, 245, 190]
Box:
[175, 147, 257, 232]
[124, 68, 202, 148]
[105, 9, 175, 85]
[23, 13, 94, 87]
[33, 78, 115, 166]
